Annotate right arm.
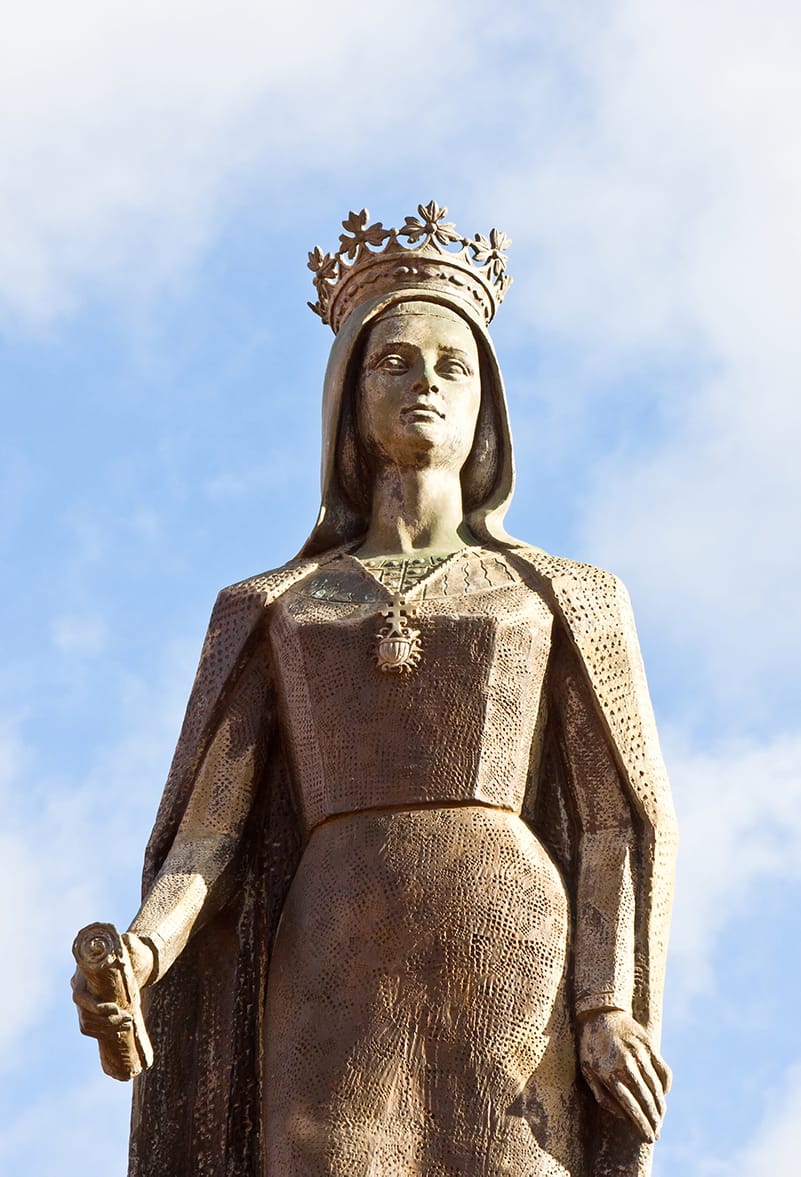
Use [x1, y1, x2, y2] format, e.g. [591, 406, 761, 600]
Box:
[73, 636, 272, 1032]
[128, 639, 272, 981]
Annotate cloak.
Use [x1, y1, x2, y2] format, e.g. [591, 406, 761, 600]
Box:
[129, 284, 676, 1176]
[128, 546, 676, 1177]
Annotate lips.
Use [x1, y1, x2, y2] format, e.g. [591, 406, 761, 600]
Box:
[401, 403, 444, 419]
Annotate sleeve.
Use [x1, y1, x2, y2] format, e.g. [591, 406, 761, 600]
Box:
[550, 634, 638, 1019]
[128, 632, 273, 981]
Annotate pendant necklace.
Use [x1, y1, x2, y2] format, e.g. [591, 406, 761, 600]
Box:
[357, 552, 462, 674]
[375, 593, 422, 674]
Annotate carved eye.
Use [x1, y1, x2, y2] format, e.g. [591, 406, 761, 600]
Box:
[375, 354, 408, 373]
[437, 357, 472, 378]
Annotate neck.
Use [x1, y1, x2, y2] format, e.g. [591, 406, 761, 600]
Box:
[357, 466, 472, 559]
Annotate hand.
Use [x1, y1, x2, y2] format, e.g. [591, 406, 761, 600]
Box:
[578, 1009, 671, 1142]
[71, 932, 155, 1040]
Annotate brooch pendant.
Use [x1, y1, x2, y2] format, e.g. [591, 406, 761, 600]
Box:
[375, 594, 422, 674]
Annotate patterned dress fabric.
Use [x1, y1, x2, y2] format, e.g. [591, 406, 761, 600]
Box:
[262, 549, 621, 1175]
[128, 544, 675, 1177]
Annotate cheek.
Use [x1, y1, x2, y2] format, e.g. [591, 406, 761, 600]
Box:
[448, 385, 482, 462]
[357, 378, 396, 449]
[357, 375, 378, 422]
[467, 383, 481, 425]
[452, 383, 482, 439]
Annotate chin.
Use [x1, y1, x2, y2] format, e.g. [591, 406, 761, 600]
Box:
[390, 426, 440, 457]
[375, 425, 469, 470]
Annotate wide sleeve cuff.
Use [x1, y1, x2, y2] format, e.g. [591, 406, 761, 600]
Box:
[132, 930, 167, 984]
[574, 991, 631, 1018]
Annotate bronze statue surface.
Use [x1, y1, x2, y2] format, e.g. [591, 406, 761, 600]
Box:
[73, 202, 677, 1176]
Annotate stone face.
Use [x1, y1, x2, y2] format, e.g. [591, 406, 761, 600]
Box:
[72, 204, 677, 1177]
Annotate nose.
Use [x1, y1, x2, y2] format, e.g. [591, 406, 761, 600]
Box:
[411, 358, 439, 395]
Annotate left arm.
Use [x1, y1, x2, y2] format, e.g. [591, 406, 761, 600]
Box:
[551, 635, 671, 1142]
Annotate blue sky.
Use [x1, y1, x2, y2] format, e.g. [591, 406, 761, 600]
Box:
[2, 3, 800, 1173]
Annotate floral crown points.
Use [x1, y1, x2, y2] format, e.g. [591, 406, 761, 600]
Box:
[308, 201, 512, 333]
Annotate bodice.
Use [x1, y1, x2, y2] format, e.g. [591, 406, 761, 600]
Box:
[269, 548, 554, 834]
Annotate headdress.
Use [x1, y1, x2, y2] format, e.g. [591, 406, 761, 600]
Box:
[308, 200, 512, 335]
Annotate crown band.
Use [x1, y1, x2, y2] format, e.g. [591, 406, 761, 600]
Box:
[308, 201, 512, 334]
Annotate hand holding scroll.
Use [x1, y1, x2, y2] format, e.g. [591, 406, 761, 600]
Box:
[71, 923, 155, 1081]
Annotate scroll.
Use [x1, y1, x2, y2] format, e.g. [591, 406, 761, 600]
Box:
[72, 922, 154, 1081]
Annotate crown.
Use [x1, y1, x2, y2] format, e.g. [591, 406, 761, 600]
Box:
[308, 201, 512, 333]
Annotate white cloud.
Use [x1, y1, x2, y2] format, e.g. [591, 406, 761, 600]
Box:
[577, 392, 801, 713]
[498, 2, 801, 359]
[664, 730, 801, 1003]
[0, 717, 29, 789]
[0, 0, 484, 323]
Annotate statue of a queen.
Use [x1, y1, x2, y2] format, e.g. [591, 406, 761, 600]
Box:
[73, 201, 677, 1177]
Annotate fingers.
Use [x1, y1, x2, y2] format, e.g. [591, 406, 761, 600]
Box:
[628, 1021, 672, 1098]
[72, 984, 132, 1037]
[72, 986, 119, 1016]
[585, 1040, 668, 1141]
[72, 965, 135, 1043]
[71, 983, 95, 1012]
[93, 1002, 132, 1026]
[650, 1049, 672, 1094]
[586, 1060, 661, 1142]
[77, 1006, 133, 1039]
[621, 1054, 662, 1139]
[630, 1038, 667, 1122]
[582, 1068, 626, 1121]
[79, 1013, 132, 1038]
[607, 1076, 657, 1143]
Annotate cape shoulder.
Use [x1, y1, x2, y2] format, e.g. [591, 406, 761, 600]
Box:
[508, 541, 626, 598]
[509, 543, 676, 833]
[141, 554, 326, 891]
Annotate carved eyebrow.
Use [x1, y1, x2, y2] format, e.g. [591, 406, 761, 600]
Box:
[437, 346, 472, 358]
[366, 340, 417, 354]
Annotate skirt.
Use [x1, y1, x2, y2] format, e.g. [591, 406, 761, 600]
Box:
[264, 804, 583, 1176]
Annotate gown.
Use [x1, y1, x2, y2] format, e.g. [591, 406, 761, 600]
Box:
[260, 546, 637, 1176]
